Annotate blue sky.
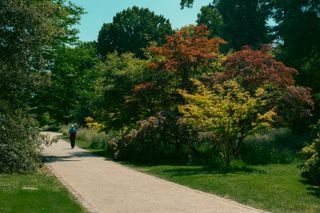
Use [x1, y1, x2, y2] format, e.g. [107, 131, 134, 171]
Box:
[70, 0, 213, 41]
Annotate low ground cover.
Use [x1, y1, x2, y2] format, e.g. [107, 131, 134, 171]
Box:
[0, 167, 85, 213]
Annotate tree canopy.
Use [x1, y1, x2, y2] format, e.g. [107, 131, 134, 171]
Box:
[97, 6, 173, 58]
[148, 25, 225, 90]
[32, 43, 103, 125]
[273, 0, 320, 94]
[195, 0, 272, 50]
[196, 4, 223, 37]
[214, 46, 314, 131]
[0, 0, 83, 172]
[178, 80, 276, 167]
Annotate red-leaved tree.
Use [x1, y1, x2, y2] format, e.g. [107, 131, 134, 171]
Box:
[148, 25, 226, 90]
[213, 46, 314, 131]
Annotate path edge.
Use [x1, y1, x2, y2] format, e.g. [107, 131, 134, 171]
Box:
[46, 163, 99, 213]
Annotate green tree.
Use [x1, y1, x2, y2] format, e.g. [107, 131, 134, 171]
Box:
[0, 0, 83, 172]
[178, 80, 276, 167]
[197, 4, 223, 37]
[218, 0, 272, 50]
[32, 43, 104, 125]
[97, 6, 173, 58]
[273, 0, 320, 94]
[180, 0, 194, 8]
[301, 120, 320, 186]
[97, 53, 152, 130]
[184, 0, 272, 50]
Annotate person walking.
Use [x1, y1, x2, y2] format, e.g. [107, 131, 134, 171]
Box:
[69, 125, 77, 149]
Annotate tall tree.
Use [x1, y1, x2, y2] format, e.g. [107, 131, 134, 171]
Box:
[273, 0, 320, 93]
[178, 80, 276, 167]
[148, 25, 225, 90]
[214, 46, 314, 131]
[97, 53, 151, 130]
[0, 0, 83, 172]
[217, 0, 272, 50]
[187, 0, 272, 50]
[32, 43, 103, 125]
[196, 4, 223, 37]
[97, 6, 173, 58]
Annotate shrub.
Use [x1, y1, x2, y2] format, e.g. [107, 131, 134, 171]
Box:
[301, 134, 320, 185]
[192, 143, 224, 168]
[0, 104, 43, 173]
[241, 128, 307, 165]
[61, 125, 110, 149]
[108, 111, 201, 164]
[76, 128, 110, 149]
[84, 117, 104, 130]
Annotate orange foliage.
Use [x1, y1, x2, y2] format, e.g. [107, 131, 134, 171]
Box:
[133, 81, 156, 95]
[148, 25, 226, 73]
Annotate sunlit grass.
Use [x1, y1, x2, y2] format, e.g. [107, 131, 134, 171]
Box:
[123, 162, 320, 213]
[0, 167, 86, 213]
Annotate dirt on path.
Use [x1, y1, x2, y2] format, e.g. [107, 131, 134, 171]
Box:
[42, 132, 267, 213]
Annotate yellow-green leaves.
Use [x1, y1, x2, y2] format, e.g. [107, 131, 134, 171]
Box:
[178, 80, 277, 166]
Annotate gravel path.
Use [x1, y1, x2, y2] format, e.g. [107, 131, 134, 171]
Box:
[42, 132, 267, 213]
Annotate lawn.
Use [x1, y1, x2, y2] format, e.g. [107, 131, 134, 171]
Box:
[76, 136, 320, 213]
[0, 167, 86, 213]
[125, 163, 320, 213]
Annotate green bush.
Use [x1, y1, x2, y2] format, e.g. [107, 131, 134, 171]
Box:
[76, 128, 110, 149]
[241, 128, 307, 165]
[0, 144, 38, 173]
[192, 144, 224, 168]
[108, 111, 201, 164]
[301, 135, 320, 185]
[60, 126, 110, 149]
[0, 104, 43, 173]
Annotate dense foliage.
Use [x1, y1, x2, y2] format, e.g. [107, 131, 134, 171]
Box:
[195, 0, 272, 50]
[3, 0, 319, 174]
[0, 104, 42, 173]
[95, 53, 152, 130]
[196, 4, 223, 37]
[96, 25, 313, 168]
[108, 112, 200, 163]
[178, 80, 276, 166]
[0, 0, 83, 173]
[32, 43, 103, 125]
[273, 0, 320, 95]
[97, 6, 173, 58]
[185, 0, 320, 97]
[214, 46, 314, 131]
[148, 25, 225, 90]
[301, 133, 320, 186]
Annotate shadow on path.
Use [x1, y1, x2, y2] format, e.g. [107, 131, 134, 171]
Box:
[42, 150, 107, 163]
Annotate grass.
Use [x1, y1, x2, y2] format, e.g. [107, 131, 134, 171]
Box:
[123, 162, 320, 213]
[61, 128, 320, 213]
[0, 167, 86, 213]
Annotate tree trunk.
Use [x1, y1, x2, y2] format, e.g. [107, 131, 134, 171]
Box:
[224, 140, 232, 168]
[181, 69, 190, 90]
